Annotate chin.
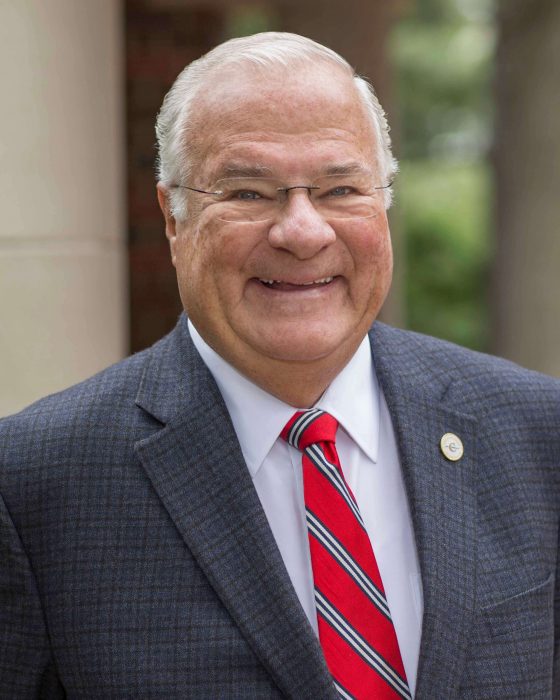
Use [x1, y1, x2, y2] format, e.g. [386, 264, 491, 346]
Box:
[250, 329, 353, 364]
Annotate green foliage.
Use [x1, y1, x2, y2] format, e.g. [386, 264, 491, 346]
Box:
[398, 161, 492, 349]
[392, 21, 494, 161]
[391, 0, 495, 350]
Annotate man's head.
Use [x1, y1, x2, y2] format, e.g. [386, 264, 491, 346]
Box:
[156, 33, 397, 221]
[156, 32, 396, 406]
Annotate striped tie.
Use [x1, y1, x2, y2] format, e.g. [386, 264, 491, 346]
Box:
[281, 409, 410, 700]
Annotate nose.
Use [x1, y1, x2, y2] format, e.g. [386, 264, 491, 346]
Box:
[267, 189, 336, 259]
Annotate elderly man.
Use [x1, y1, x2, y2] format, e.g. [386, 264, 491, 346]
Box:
[1, 32, 559, 699]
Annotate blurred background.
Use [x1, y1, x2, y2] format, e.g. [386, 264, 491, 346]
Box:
[1, 0, 559, 415]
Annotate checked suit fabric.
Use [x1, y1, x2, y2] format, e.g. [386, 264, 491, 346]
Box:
[281, 409, 410, 700]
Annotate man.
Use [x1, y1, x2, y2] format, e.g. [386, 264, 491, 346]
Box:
[0, 32, 558, 699]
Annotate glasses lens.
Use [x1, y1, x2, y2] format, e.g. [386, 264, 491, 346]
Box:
[213, 178, 279, 223]
[210, 175, 387, 223]
[311, 174, 384, 220]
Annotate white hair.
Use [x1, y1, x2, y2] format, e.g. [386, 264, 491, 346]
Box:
[155, 32, 397, 220]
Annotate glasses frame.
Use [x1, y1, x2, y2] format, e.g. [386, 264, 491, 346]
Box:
[169, 181, 393, 197]
[168, 175, 394, 223]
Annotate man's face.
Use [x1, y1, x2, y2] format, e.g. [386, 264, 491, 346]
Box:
[160, 64, 393, 388]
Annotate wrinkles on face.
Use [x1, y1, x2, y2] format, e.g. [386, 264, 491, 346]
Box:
[168, 63, 392, 402]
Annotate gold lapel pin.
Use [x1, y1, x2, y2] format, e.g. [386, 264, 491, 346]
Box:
[440, 433, 464, 461]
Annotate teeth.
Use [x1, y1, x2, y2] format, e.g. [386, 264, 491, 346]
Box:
[259, 277, 333, 286]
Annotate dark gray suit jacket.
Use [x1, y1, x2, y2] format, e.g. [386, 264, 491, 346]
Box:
[1, 315, 559, 698]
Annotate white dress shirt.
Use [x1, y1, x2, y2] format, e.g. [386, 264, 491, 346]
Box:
[189, 320, 423, 695]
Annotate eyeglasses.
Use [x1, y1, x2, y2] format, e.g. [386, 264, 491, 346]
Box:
[170, 173, 392, 223]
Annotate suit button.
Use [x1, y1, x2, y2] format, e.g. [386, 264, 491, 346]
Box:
[440, 432, 464, 461]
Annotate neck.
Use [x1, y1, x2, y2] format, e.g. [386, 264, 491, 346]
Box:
[220, 338, 365, 408]
[240, 359, 345, 408]
[187, 318, 367, 408]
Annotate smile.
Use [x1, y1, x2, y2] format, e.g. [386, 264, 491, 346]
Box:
[258, 277, 334, 287]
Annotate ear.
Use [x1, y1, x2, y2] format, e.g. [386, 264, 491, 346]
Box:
[157, 183, 178, 266]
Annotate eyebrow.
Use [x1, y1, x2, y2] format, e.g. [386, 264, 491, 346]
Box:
[323, 163, 369, 176]
[214, 162, 370, 180]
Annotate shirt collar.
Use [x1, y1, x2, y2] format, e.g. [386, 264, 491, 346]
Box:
[188, 320, 379, 476]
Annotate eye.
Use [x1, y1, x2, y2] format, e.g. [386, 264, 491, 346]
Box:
[325, 184, 355, 198]
[228, 189, 266, 202]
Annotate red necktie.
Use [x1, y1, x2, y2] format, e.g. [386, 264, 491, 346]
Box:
[281, 409, 410, 700]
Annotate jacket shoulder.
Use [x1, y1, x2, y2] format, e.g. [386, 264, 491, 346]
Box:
[0, 327, 181, 471]
[372, 323, 560, 417]
[2, 348, 147, 429]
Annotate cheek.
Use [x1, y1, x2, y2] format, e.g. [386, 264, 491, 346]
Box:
[352, 221, 392, 281]
[376, 229, 393, 276]
[173, 224, 250, 315]
[173, 230, 212, 312]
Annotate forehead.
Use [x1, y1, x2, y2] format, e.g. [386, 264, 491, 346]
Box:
[188, 63, 378, 179]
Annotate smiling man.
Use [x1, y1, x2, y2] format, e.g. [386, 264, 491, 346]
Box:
[157, 52, 393, 408]
[1, 33, 559, 700]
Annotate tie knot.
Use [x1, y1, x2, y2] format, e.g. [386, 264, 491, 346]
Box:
[281, 409, 338, 451]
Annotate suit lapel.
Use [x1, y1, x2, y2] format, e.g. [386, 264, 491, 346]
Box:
[134, 317, 337, 699]
[371, 324, 478, 699]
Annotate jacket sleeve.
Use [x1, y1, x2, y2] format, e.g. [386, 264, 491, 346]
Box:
[554, 517, 560, 696]
[0, 492, 63, 698]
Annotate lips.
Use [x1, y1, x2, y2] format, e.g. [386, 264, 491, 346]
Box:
[258, 276, 334, 290]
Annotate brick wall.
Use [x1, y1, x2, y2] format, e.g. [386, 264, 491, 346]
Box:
[126, 0, 225, 351]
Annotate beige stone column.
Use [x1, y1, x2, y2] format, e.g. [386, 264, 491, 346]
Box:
[492, 0, 560, 376]
[0, 0, 127, 416]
